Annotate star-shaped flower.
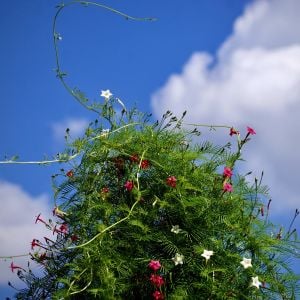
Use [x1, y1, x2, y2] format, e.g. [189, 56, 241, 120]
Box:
[229, 127, 239, 136]
[124, 180, 134, 191]
[223, 166, 233, 178]
[166, 176, 177, 187]
[100, 89, 112, 100]
[240, 257, 252, 269]
[100, 129, 110, 138]
[223, 182, 233, 192]
[153, 290, 164, 300]
[201, 249, 214, 261]
[251, 276, 262, 289]
[150, 274, 165, 287]
[171, 225, 181, 234]
[148, 260, 161, 271]
[10, 262, 24, 273]
[172, 253, 184, 265]
[247, 126, 256, 135]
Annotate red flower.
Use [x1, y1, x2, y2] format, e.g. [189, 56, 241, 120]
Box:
[148, 260, 161, 271]
[150, 274, 165, 287]
[71, 234, 79, 242]
[229, 127, 239, 136]
[35, 213, 47, 226]
[10, 262, 24, 273]
[31, 239, 40, 250]
[223, 167, 233, 178]
[59, 223, 68, 234]
[153, 290, 164, 300]
[223, 182, 233, 193]
[247, 126, 256, 135]
[141, 159, 150, 169]
[166, 176, 177, 188]
[124, 180, 134, 191]
[130, 154, 139, 163]
[53, 223, 68, 235]
[66, 170, 74, 177]
[101, 187, 109, 193]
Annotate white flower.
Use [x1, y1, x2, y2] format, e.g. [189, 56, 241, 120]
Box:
[100, 128, 110, 138]
[251, 276, 262, 289]
[172, 253, 184, 265]
[240, 257, 252, 269]
[171, 225, 181, 234]
[201, 249, 214, 261]
[100, 89, 112, 100]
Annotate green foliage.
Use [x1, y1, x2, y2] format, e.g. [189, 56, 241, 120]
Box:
[6, 2, 299, 299]
[13, 100, 300, 299]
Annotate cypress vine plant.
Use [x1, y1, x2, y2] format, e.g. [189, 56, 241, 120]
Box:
[10, 98, 300, 299]
[2, 1, 299, 299]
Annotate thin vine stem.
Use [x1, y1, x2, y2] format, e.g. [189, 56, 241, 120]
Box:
[0, 122, 139, 165]
[0, 154, 79, 165]
[0, 253, 30, 259]
[53, 1, 155, 113]
[182, 123, 232, 129]
[67, 196, 141, 250]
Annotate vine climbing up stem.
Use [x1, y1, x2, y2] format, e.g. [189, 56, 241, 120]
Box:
[53, 1, 156, 114]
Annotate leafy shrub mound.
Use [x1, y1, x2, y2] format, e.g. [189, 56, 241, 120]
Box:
[12, 99, 299, 299]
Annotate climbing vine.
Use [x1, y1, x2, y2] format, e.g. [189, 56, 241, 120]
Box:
[1, 1, 299, 299]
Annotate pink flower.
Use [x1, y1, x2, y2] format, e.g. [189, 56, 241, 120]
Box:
[124, 180, 134, 191]
[247, 126, 256, 135]
[223, 182, 233, 193]
[141, 159, 150, 169]
[59, 223, 68, 234]
[35, 213, 47, 226]
[53, 223, 68, 235]
[150, 274, 165, 287]
[166, 176, 177, 188]
[153, 290, 164, 300]
[10, 262, 24, 273]
[229, 127, 239, 136]
[66, 170, 74, 177]
[148, 260, 161, 271]
[223, 167, 233, 178]
[31, 239, 40, 250]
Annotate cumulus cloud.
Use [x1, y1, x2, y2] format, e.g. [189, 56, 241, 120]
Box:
[0, 181, 52, 285]
[51, 117, 89, 143]
[151, 0, 300, 214]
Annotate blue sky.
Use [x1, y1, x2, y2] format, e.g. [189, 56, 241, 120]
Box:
[1, 0, 299, 297]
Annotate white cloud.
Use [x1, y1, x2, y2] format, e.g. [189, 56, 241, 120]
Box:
[219, 0, 300, 57]
[51, 117, 89, 143]
[151, 0, 300, 214]
[0, 181, 52, 285]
